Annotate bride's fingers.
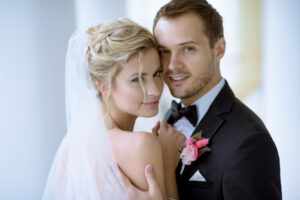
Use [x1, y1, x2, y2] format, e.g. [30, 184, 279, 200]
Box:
[152, 121, 160, 136]
[159, 120, 168, 131]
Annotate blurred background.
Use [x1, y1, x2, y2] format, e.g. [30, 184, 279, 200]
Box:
[0, 0, 299, 199]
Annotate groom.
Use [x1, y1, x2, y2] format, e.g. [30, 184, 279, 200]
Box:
[126, 0, 281, 199]
[153, 0, 282, 199]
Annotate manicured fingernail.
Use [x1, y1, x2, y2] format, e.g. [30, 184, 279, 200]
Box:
[147, 164, 153, 173]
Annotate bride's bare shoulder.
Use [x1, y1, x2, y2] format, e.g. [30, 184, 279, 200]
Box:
[109, 130, 164, 191]
[131, 131, 160, 147]
[110, 130, 160, 151]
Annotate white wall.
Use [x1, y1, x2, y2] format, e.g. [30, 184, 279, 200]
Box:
[0, 0, 126, 199]
[75, 0, 125, 29]
[0, 1, 75, 199]
[262, 0, 300, 199]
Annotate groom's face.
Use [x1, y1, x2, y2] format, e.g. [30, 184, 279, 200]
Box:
[154, 12, 225, 105]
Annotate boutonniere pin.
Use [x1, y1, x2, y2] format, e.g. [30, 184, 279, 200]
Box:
[180, 131, 210, 174]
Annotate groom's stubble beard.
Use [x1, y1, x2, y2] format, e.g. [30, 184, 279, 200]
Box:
[166, 52, 216, 100]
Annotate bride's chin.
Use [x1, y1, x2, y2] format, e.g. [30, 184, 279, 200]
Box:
[140, 110, 158, 118]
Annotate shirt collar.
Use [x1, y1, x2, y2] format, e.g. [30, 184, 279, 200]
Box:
[182, 78, 225, 125]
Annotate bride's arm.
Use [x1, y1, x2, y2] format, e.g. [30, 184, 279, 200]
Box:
[112, 132, 167, 199]
[156, 120, 186, 200]
[120, 164, 164, 200]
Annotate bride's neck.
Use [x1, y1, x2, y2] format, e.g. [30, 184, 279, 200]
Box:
[101, 103, 137, 132]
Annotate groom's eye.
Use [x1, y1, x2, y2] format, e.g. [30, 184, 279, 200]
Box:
[183, 46, 195, 52]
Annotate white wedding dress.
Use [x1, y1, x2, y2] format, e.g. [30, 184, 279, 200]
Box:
[42, 31, 129, 200]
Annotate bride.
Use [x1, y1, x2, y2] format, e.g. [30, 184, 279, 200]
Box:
[43, 18, 185, 200]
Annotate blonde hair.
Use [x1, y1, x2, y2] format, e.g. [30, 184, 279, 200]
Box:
[86, 18, 157, 126]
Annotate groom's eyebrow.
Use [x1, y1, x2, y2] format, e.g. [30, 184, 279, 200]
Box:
[157, 41, 200, 49]
[178, 41, 200, 46]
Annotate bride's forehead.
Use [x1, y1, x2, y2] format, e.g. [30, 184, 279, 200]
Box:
[121, 51, 160, 75]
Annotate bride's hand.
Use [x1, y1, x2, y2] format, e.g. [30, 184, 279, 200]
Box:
[151, 121, 160, 136]
[121, 164, 163, 200]
[157, 120, 186, 170]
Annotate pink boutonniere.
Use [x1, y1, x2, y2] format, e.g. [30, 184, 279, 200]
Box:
[180, 131, 210, 174]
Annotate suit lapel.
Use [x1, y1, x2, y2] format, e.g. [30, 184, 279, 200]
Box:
[192, 80, 234, 140]
[192, 109, 223, 139]
[176, 81, 235, 180]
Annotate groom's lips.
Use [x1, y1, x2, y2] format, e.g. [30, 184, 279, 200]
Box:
[168, 75, 189, 86]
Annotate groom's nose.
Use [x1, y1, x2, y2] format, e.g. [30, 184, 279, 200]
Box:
[168, 52, 184, 71]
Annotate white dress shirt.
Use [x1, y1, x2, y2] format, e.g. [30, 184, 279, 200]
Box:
[173, 79, 225, 139]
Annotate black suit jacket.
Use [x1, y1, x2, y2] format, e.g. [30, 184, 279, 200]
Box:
[166, 81, 281, 200]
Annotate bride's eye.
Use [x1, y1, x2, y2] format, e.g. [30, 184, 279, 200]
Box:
[154, 70, 163, 77]
[132, 77, 139, 82]
[131, 76, 144, 82]
[158, 48, 169, 55]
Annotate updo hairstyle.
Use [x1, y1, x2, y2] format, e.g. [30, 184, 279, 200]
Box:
[86, 18, 157, 99]
[86, 18, 157, 127]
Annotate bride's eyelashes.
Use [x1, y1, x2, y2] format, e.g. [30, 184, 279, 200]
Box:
[153, 69, 163, 78]
[131, 76, 144, 83]
[131, 69, 163, 83]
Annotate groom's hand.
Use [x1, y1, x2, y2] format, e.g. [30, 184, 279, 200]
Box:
[121, 164, 163, 200]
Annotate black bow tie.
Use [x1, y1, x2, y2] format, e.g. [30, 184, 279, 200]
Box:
[170, 100, 198, 126]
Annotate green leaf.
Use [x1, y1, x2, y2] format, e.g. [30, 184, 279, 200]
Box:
[192, 130, 203, 140]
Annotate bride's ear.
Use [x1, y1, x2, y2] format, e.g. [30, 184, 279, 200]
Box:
[97, 80, 109, 97]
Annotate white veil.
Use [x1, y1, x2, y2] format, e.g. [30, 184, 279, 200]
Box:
[43, 31, 129, 200]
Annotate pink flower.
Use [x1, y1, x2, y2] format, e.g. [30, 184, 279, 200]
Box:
[181, 145, 197, 165]
[195, 138, 209, 148]
[180, 133, 210, 174]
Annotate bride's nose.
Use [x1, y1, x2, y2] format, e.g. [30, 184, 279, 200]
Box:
[146, 80, 162, 97]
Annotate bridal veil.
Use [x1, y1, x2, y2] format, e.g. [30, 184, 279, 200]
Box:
[43, 31, 128, 200]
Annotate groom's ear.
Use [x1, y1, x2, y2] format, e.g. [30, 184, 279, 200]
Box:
[214, 37, 226, 61]
[97, 80, 109, 97]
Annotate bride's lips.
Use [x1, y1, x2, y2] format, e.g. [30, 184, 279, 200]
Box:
[168, 75, 189, 86]
[143, 100, 159, 107]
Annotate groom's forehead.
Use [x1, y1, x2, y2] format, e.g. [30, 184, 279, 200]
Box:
[154, 15, 206, 43]
[154, 12, 205, 31]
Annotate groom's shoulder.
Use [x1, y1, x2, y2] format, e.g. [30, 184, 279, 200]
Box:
[229, 97, 267, 132]
[218, 98, 279, 157]
[212, 82, 267, 134]
[217, 97, 276, 151]
[215, 81, 267, 132]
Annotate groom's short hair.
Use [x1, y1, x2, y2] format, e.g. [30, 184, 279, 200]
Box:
[153, 0, 224, 48]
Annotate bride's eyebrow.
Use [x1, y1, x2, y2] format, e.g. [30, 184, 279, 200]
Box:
[130, 72, 147, 77]
[158, 45, 166, 49]
[156, 65, 162, 70]
[129, 65, 162, 77]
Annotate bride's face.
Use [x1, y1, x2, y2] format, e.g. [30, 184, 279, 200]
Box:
[110, 48, 163, 117]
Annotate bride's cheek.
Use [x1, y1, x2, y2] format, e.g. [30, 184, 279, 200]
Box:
[125, 83, 144, 102]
